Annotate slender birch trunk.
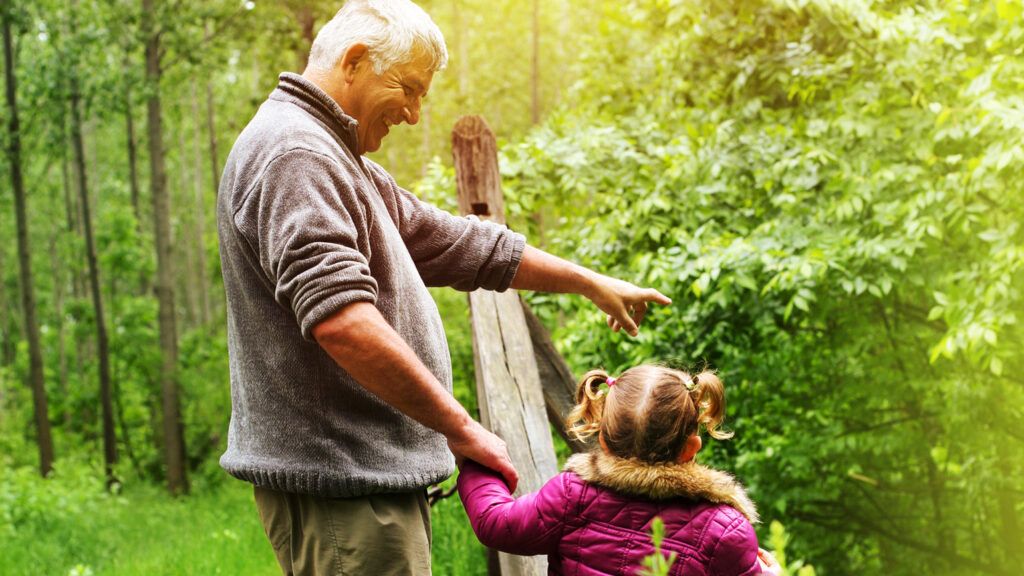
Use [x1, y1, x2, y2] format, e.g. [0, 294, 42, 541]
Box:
[125, 56, 143, 233]
[191, 81, 210, 326]
[143, 0, 188, 495]
[69, 0, 118, 487]
[3, 7, 54, 477]
[178, 120, 199, 328]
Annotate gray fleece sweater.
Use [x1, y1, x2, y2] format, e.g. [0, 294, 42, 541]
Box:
[216, 73, 525, 497]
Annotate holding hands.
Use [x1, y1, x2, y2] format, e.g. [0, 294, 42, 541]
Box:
[758, 548, 782, 576]
[447, 417, 518, 492]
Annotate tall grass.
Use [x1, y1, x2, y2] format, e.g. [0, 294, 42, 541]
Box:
[0, 462, 488, 575]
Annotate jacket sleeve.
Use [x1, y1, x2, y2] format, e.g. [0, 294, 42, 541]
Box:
[233, 149, 378, 341]
[367, 161, 526, 291]
[708, 513, 762, 576]
[457, 461, 572, 556]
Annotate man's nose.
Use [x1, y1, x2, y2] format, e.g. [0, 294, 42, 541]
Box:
[402, 99, 421, 125]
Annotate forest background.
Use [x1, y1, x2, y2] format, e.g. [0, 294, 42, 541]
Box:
[0, 0, 1021, 575]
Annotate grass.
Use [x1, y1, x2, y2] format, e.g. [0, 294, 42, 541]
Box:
[0, 462, 488, 575]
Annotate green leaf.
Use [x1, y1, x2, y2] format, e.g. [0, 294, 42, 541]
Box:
[793, 295, 809, 312]
[990, 357, 1003, 376]
[997, 0, 1023, 22]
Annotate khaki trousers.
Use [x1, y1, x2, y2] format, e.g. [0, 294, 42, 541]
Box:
[254, 486, 432, 576]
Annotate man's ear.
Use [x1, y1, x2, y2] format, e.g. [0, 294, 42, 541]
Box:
[339, 43, 370, 84]
[679, 434, 702, 463]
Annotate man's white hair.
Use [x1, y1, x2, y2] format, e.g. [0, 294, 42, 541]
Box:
[308, 0, 448, 75]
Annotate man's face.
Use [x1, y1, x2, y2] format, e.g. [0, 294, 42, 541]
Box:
[343, 47, 434, 155]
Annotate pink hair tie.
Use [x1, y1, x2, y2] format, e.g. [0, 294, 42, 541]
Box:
[606, 377, 617, 387]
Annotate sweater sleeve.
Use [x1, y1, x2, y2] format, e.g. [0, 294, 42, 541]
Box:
[708, 513, 762, 576]
[233, 149, 378, 341]
[457, 461, 571, 556]
[367, 162, 526, 291]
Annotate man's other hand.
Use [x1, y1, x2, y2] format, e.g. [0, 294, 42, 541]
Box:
[447, 420, 519, 493]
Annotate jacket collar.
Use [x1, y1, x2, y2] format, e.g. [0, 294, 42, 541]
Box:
[564, 451, 759, 524]
[270, 72, 362, 157]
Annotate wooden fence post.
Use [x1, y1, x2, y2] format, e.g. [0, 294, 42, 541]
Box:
[453, 115, 557, 576]
[520, 301, 588, 454]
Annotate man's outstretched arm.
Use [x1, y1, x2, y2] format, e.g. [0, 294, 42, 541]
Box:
[511, 245, 672, 337]
[312, 301, 519, 492]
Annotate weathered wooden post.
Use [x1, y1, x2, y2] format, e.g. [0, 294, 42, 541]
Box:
[521, 302, 587, 453]
[453, 115, 558, 576]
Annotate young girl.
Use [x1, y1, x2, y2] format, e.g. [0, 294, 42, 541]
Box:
[457, 364, 778, 575]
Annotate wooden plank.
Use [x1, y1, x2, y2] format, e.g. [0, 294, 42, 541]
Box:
[454, 115, 555, 576]
[520, 299, 587, 454]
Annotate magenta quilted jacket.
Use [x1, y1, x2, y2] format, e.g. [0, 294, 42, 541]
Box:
[457, 451, 762, 576]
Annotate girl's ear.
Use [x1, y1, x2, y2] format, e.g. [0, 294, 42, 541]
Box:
[678, 434, 702, 463]
[598, 431, 610, 454]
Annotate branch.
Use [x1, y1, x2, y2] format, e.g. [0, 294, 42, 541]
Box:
[791, 506, 1014, 576]
[162, 5, 248, 72]
[838, 412, 933, 437]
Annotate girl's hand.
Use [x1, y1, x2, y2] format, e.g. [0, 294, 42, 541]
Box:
[446, 419, 519, 492]
[757, 548, 781, 576]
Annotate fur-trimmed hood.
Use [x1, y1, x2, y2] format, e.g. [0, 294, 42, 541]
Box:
[564, 451, 759, 524]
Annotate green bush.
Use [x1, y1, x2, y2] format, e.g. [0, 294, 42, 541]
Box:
[417, 1, 1024, 573]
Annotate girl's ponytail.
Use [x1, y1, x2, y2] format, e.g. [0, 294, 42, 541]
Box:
[692, 371, 733, 440]
[565, 369, 612, 442]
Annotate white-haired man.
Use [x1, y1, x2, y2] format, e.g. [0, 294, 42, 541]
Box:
[217, 0, 670, 573]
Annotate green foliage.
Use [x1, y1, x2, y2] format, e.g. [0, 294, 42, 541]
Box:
[431, 0, 1023, 573]
[639, 517, 678, 576]
[768, 521, 817, 576]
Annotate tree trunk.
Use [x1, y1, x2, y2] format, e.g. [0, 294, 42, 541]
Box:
[0, 250, 9, 364]
[65, 116, 87, 301]
[50, 236, 71, 428]
[295, 5, 315, 72]
[69, 0, 118, 487]
[143, 0, 188, 496]
[3, 8, 55, 477]
[61, 113, 89, 393]
[205, 79, 220, 194]
[108, 277, 140, 475]
[0, 246, 11, 370]
[178, 119, 199, 328]
[0, 246, 11, 367]
[191, 80, 211, 326]
[125, 58, 143, 233]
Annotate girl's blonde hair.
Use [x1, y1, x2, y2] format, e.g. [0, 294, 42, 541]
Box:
[565, 364, 732, 463]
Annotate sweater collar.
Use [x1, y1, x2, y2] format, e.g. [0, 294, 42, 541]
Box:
[270, 72, 362, 156]
[564, 451, 759, 524]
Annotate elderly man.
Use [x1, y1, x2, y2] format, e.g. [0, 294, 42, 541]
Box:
[217, 0, 670, 574]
